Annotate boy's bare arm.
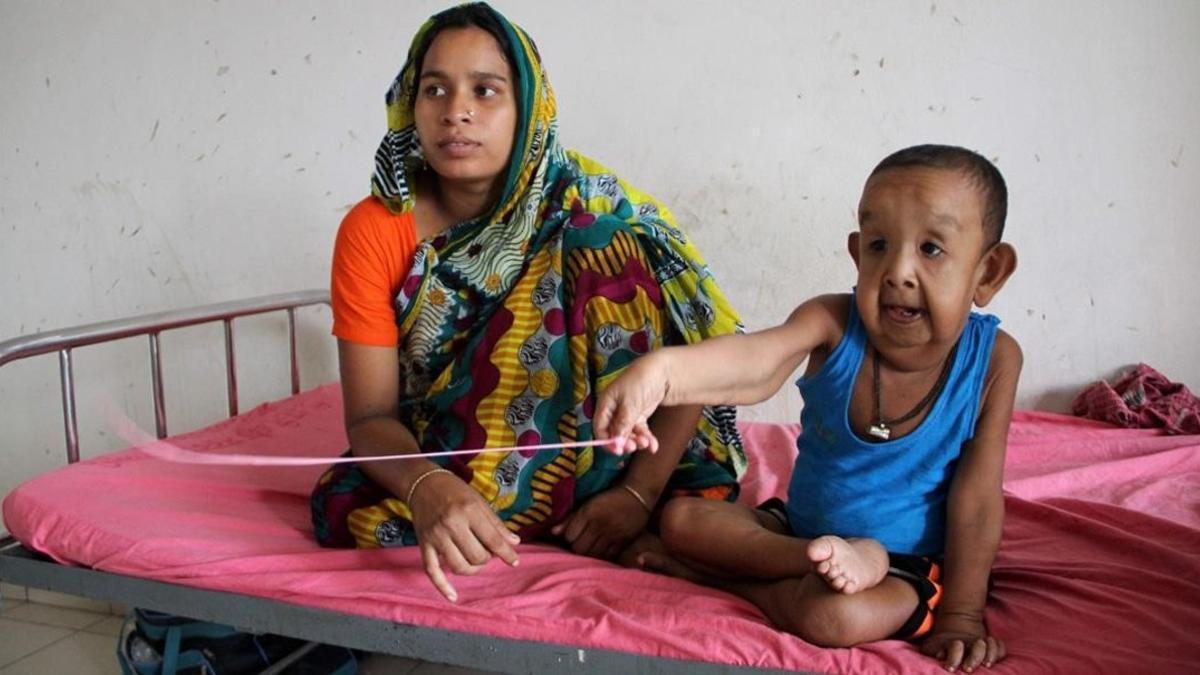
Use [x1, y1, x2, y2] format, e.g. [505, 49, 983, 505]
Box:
[665, 294, 842, 405]
[923, 330, 1022, 670]
[595, 294, 844, 445]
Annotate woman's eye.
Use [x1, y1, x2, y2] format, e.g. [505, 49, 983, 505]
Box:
[921, 242, 944, 257]
[423, 84, 446, 97]
[475, 85, 498, 97]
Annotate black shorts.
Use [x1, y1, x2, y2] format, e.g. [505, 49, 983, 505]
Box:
[884, 553, 943, 640]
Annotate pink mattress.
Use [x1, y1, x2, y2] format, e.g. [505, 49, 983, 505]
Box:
[5, 384, 1200, 673]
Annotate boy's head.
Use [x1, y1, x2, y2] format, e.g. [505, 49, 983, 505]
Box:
[849, 144, 1017, 356]
[869, 145, 1007, 247]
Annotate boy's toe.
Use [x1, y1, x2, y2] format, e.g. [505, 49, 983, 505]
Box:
[807, 536, 837, 564]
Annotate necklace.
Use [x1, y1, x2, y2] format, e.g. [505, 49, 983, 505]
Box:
[868, 342, 959, 441]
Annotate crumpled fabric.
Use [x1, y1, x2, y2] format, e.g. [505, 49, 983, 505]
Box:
[1072, 363, 1200, 435]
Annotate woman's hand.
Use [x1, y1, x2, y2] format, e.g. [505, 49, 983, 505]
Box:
[408, 471, 521, 603]
[550, 485, 652, 561]
[920, 611, 1006, 672]
[594, 354, 670, 455]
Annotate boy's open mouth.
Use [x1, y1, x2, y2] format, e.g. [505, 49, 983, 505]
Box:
[883, 304, 926, 323]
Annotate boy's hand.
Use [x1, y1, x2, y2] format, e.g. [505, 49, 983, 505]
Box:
[921, 612, 1006, 672]
[594, 354, 670, 454]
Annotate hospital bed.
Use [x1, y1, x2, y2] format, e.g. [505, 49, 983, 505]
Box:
[2, 291, 1198, 673]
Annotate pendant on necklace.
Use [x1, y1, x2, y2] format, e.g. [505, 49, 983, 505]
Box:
[868, 423, 891, 440]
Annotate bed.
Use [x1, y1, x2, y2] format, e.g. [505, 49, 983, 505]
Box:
[2, 291, 1199, 674]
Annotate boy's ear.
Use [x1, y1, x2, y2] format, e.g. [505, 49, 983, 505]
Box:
[847, 232, 861, 269]
[973, 242, 1017, 307]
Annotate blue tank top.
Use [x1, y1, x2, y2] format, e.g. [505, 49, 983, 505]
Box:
[785, 296, 999, 556]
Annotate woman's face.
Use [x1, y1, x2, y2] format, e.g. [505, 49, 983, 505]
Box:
[414, 26, 518, 191]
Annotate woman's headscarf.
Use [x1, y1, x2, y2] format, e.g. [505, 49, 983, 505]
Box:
[369, 3, 746, 535]
[371, 2, 553, 226]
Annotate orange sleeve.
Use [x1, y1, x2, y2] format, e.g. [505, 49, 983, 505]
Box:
[330, 197, 419, 347]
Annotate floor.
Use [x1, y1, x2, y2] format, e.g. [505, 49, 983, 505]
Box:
[0, 582, 491, 674]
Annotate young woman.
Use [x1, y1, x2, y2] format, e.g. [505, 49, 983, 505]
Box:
[310, 3, 746, 603]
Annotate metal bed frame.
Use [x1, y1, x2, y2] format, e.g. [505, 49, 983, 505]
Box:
[0, 290, 788, 674]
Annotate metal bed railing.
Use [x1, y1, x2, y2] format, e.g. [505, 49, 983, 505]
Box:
[0, 290, 330, 464]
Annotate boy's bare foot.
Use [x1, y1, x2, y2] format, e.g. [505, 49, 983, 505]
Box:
[806, 535, 888, 594]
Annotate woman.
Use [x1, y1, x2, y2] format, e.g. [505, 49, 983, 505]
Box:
[311, 2, 745, 602]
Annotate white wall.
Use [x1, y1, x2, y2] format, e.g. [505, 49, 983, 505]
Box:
[3, 1, 1198, 505]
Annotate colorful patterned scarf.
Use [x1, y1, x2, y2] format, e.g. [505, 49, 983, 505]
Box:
[315, 3, 745, 548]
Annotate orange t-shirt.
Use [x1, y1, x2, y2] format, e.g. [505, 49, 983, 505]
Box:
[330, 197, 420, 347]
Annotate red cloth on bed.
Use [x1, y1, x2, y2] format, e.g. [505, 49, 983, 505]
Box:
[1072, 363, 1200, 435]
[5, 385, 1200, 673]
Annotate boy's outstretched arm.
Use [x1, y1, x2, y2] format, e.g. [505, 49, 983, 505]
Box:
[922, 330, 1022, 672]
[595, 295, 843, 450]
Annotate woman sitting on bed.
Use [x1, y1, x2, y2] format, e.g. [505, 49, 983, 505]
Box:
[310, 2, 745, 602]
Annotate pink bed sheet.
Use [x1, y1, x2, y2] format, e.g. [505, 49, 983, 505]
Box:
[4, 384, 1199, 673]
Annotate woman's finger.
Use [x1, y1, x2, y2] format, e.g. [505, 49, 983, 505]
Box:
[603, 540, 623, 562]
[584, 534, 615, 561]
[606, 405, 645, 450]
[561, 509, 587, 543]
[451, 523, 493, 567]
[571, 522, 602, 557]
[593, 394, 619, 440]
[474, 517, 521, 567]
[435, 532, 480, 576]
[550, 512, 572, 538]
[605, 435, 630, 456]
[619, 436, 638, 455]
[421, 543, 457, 602]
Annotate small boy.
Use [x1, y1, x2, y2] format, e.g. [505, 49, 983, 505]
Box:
[596, 145, 1019, 672]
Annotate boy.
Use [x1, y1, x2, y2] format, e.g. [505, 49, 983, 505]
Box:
[596, 145, 1019, 672]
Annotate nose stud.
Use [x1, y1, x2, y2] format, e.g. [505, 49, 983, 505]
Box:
[466, 109, 475, 118]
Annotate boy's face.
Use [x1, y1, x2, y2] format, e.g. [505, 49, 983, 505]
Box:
[851, 166, 995, 357]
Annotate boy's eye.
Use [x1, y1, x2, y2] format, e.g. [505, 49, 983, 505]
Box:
[920, 242, 944, 257]
[867, 239, 887, 252]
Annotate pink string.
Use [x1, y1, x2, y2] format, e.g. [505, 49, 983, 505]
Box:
[104, 395, 622, 467]
[135, 437, 619, 467]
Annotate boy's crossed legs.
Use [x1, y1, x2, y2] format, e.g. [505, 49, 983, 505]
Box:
[642, 496, 921, 648]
